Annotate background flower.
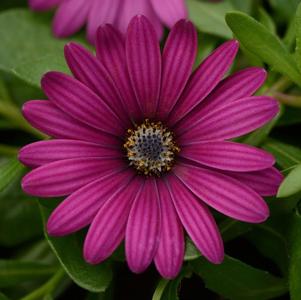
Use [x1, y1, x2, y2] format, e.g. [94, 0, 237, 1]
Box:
[28, 0, 187, 43]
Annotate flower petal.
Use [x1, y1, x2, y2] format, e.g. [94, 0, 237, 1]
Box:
[19, 140, 121, 168]
[41, 72, 124, 135]
[29, 0, 62, 10]
[52, 0, 90, 37]
[154, 180, 184, 279]
[126, 178, 160, 273]
[86, 0, 119, 44]
[64, 42, 129, 126]
[47, 169, 133, 236]
[126, 15, 161, 117]
[84, 176, 143, 264]
[118, 0, 163, 38]
[176, 67, 267, 134]
[96, 25, 141, 121]
[22, 158, 125, 197]
[180, 141, 275, 172]
[167, 174, 224, 264]
[174, 163, 269, 223]
[157, 20, 197, 120]
[223, 167, 283, 196]
[22, 100, 120, 146]
[150, 0, 188, 28]
[179, 96, 279, 144]
[168, 40, 239, 126]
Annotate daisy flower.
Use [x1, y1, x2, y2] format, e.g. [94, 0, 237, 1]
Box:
[19, 16, 282, 279]
[28, 0, 187, 43]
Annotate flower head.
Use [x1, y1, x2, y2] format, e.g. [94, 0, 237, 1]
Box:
[19, 16, 282, 279]
[28, 0, 187, 43]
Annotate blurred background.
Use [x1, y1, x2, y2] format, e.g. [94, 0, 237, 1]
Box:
[1, 0, 301, 299]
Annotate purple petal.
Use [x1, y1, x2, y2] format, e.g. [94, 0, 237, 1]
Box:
[167, 174, 224, 264]
[168, 40, 239, 126]
[47, 169, 134, 236]
[176, 67, 267, 134]
[96, 25, 141, 121]
[150, 0, 188, 28]
[157, 20, 197, 120]
[180, 141, 275, 172]
[174, 163, 269, 223]
[19, 140, 121, 168]
[41, 72, 124, 135]
[126, 178, 160, 273]
[22, 158, 125, 197]
[126, 15, 161, 118]
[22, 100, 120, 146]
[52, 0, 90, 38]
[154, 180, 184, 279]
[84, 176, 143, 264]
[118, 0, 163, 38]
[86, 0, 119, 44]
[29, 0, 62, 10]
[224, 167, 283, 196]
[64, 43, 130, 126]
[179, 96, 279, 144]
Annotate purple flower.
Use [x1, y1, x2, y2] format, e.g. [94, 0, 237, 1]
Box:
[19, 16, 282, 279]
[28, 0, 187, 43]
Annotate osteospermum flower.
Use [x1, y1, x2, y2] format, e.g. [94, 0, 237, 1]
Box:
[28, 0, 187, 43]
[19, 16, 283, 279]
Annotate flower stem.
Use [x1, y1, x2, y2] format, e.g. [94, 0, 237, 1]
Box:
[20, 268, 66, 300]
[0, 102, 47, 139]
[272, 92, 301, 108]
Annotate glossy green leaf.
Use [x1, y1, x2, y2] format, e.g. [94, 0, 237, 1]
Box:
[258, 7, 276, 34]
[186, 0, 233, 38]
[278, 164, 301, 197]
[0, 158, 24, 192]
[0, 9, 72, 88]
[39, 204, 113, 293]
[226, 12, 301, 86]
[192, 255, 288, 299]
[0, 259, 57, 288]
[295, 3, 301, 72]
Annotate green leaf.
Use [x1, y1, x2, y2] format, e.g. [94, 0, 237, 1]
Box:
[262, 139, 301, 169]
[0, 292, 9, 300]
[186, 0, 233, 38]
[288, 213, 301, 300]
[0, 9, 74, 88]
[0, 259, 57, 288]
[39, 204, 113, 293]
[0, 168, 42, 246]
[226, 12, 301, 86]
[269, 0, 301, 21]
[258, 7, 276, 34]
[0, 158, 24, 192]
[278, 164, 301, 197]
[152, 270, 188, 300]
[192, 256, 288, 300]
[246, 223, 289, 275]
[295, 3, 301, 72]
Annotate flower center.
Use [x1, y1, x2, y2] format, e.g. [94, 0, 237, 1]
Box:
[124, 119, 180, 176]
